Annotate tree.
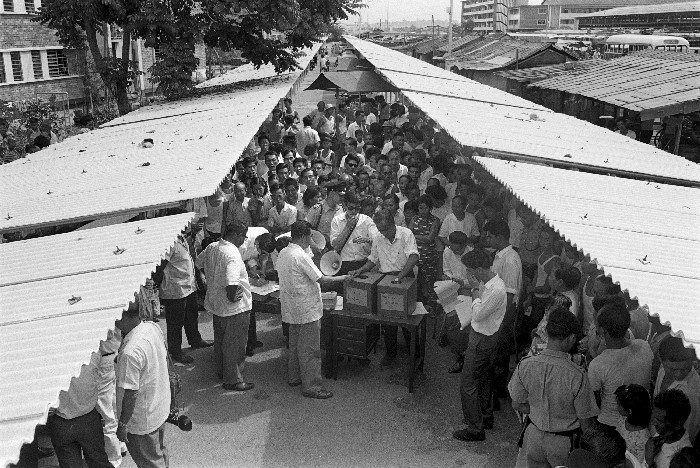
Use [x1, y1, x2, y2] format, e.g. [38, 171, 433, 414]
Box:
[37, 0, 363, 115]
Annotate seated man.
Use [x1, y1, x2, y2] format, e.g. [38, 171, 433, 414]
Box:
[350, 209, 419, 367]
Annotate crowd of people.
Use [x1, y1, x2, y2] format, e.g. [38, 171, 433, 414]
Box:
[0, 116, 60, 164]
[10, 89, 700, 468]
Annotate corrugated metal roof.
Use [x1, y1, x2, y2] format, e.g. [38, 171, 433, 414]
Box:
[0, 213, 194, 467]
[195, 43, 321, 89]
[0, 55, 314, 233]
[576, 1, 699, 17]
[436, 35, 481, 53]
[495, 59, 605, 83]
[343, 35, 700, 185]
[412, 37, 448, 55]
[475, 156, 700, 357]
[531, 50, 700, 120]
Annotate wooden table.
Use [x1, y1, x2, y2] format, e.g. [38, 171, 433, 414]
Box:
[328, 309, 427, 393]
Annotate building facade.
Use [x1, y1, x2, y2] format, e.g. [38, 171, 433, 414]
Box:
[0, 0, 85, 103]
[462, 0, 516, 34]
[507, 0, 681, 32]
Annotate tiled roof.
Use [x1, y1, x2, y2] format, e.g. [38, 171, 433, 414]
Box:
[495, 59, 605, 83]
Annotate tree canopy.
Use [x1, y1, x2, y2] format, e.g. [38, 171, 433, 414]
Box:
[36, 0, 363, 114]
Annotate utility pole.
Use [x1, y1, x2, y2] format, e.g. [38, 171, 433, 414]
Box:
[446, 0, 454, 70]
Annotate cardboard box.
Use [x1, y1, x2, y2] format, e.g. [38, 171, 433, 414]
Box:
[377, 275, 417, 319]
[343, 272, 385, 315]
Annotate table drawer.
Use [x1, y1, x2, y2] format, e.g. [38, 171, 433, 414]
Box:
[335, 315, 365, 329]
[335, 326, 366, 342]
[335, 338, 366, 357]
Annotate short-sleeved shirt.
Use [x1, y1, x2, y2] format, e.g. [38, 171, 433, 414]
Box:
[116, 322, 170, 435]
[195, 239, 252, 317]
[330, 213, 375, 262]
[439, 212, 480, 240]
[368, 226, 419, 273]
[238, 226, 270, 262]
[491, 245, 522, 304]
[306, 201, 343, 239]
[268, 202, 297, 232]
[508, 349, 600, 432]
[587, 339, 653, 427]
[296, 127, 320, 155]
[53, 351, 100, 420]
[442, 247, 471, 283]
[276, 243, 323, 324]
[159, 236, 197, 300]
[227, 198, 252, 229]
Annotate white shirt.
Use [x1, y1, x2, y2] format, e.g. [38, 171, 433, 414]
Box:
[238, 226, 270, 262]
[53, 350, 100, 420]
[615, 129, 637, 140]
[418, 166, 434, 193]
[368, 226, 419, 273]
[160, 236, 197, 300]
[654, 367, 700, 442]
[346, 121, 366, 139]
[116, 322, 170, 435]
[195, 239, 252, 317]
[276, 243, 323, 324]
[366, 113, 377, 126]
[649, 432, 692, 468]
[588, 339, 653, 427]
[381, 141, 412, 155]
[439, 212, 480, 240]
[431, 203, 451, 223]
[330, 213, 375, 262]
[471, 275, 507, 336]
[268, 202, 297, 232]
[443, 248, 471, 282]
[491, 245, 522, 304]
[396, 164, 408, 178]
[296, 127, 320, 155]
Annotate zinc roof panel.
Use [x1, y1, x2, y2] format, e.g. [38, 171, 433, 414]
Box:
[475, 157, 700, 356]
[0, 214, 193, 467]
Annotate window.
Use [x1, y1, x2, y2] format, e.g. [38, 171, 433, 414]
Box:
[10, 52, 23, 81]
[509, 8, 519, 14]
[31, 50, 43, 79]
[3, 0, 14, 12]
[508, 20, 518, 26]
[0, 53, 5, 83]
[537, 19, 546, 26]
[153, 46, 162, 61]
[538, 8, 546, 14]
[562, 9, 569, 13]
[25, 0, 35, 13]
[46, 49, 68, 77]
[561, 19, 575, 25]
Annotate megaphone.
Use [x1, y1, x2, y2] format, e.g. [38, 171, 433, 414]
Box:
[310, 229, 326, 251]
[320, 250, 342, 276]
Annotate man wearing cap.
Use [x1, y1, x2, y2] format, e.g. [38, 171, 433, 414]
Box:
[350, 209, 419, 366]
[507, 307, 599, 468]
[330, 191, 375, 275]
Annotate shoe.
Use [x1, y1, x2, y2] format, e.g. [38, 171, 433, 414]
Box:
[245, 348, 254, 357]
[380, 354, 396, 367]
[288, 381, 302, 387]
[302, 389, 333, 399]
[448, 358, 464, 374]
[484, 419, 494, 430]
[253, 340, 264, 349]
[172, 353, 194, 364]
[190, 340, 213, 349]
[452, 429, 485, 442]
[222, 382, 255, 391]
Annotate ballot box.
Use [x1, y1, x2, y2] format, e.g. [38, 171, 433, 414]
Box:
[377, 275, 417, 319]
[343, 272, 385, 315]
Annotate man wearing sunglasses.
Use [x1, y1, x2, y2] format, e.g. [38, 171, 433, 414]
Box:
[329, 191, 375, 275]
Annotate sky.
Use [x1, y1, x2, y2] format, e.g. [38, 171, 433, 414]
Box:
[352, 0, 455, 24]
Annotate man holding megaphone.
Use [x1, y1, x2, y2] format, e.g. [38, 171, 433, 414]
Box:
[328, 191, 375, 275]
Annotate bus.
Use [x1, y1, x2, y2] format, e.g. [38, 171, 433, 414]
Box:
[604, 34, 689, 58]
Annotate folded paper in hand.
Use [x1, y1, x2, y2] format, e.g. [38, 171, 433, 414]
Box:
[434, 280, 460, 313]
[455, 295, 473, 330]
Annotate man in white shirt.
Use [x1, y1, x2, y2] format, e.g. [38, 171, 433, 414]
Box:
[453, 248, 507, 442]
[156, 234, 212, 364]
[296, 116, 320, 156]
[268, 183, 297, 236]
[196, 222, 255, 391]
[381, 129, 412, 155]
[330, 191, 375, 274]
[350, 209, 420, 366]
[484, 219, 523, 408]
[438, 195, 480, 247]
[346, 110, 366, 140]
[48, 347, 113, 468]
[277, 221, 349, 399]
[115, 303, 170, 467]
[587, 302, 653, 429]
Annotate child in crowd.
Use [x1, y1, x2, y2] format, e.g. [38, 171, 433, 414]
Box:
[615, 384, 651, 465]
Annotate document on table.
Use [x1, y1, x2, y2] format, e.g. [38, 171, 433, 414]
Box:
[455, 295, 473, 330]
[250, 282, 279, 296]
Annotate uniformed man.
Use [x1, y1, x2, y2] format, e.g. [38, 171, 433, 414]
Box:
[508, 307, 599, 468]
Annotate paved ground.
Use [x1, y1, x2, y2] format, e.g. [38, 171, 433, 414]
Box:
[116, 310, 522, 468]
